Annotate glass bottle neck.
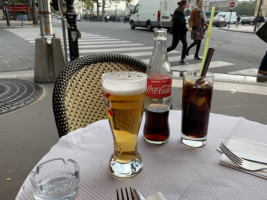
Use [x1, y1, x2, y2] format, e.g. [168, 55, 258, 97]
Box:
[149, 38, 168, 69]
[152, 39, 166, 55]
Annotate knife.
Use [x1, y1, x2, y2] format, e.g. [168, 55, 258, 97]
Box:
[216, 148, 267, 165]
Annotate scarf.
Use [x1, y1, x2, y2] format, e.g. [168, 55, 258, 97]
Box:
[195, 6, 206, 24]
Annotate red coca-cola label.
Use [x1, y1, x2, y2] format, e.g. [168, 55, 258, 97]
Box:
[146, 76, 172, 98]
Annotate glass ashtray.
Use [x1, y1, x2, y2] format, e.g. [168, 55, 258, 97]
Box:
[30, 158, 80, 200]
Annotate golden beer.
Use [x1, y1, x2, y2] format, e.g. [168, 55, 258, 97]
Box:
[102, 71, 147, 178]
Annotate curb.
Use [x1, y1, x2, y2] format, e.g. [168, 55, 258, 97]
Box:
[218, 27, 256, 34]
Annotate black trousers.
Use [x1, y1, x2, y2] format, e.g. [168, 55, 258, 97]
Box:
[167, 33, 187, 60]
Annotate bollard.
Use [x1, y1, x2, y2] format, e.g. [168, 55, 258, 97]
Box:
[34, 37, 65, 83]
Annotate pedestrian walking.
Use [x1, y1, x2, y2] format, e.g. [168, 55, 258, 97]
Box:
[258, 51, 267, 75]
[236, 16, 241, 28]
[186, 0, 208, 60]
[257, 14, 265, 29]
[167, 0, 188, 64]
[256, 21, 267, 75]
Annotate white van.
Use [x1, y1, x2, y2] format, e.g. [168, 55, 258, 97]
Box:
[213, 12, 237, 27]
[130, 0, 178, 31]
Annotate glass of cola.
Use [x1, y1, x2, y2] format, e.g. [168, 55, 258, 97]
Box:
[181, 72, 214, 147]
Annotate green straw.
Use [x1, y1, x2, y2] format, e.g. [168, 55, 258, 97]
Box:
[200, 7, 215, 76]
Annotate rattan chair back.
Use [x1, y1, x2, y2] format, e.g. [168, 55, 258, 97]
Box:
[53, 53, 148, 137]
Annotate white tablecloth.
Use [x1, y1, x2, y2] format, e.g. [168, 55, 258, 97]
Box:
[16, 111, 267, 200]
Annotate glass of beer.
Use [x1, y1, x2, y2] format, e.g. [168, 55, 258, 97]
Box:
[181, 72, 214, 147]
[102, 71, 147, 178]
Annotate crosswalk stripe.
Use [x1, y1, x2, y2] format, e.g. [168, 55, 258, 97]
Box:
[77, 43, 144, 49]
[141, 54, 191, 63]
[23, 36, 110, 41]
[171, 61, 234, 71]
[28, 38, 121, 44]
[79, 46, 153, 53]
[228, 68, 258, 76]
[72, 41, 132, 45]
[122, 50, 179, 57]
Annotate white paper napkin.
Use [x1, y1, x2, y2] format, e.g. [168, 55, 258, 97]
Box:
[219, 137, 267, 179]
[147, 192, 165, 200]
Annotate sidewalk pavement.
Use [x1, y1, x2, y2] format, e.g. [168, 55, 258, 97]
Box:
[219, 24, 257, 33]
[0, 20, 34, 29]
[1, 21, 267, 200]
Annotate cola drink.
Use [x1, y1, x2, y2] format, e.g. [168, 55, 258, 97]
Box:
[143, 28, 172, 144]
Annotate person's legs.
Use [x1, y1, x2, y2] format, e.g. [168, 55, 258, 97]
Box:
[167, 35, 179, 52]
[180, 34, 188, 60]
[258, 51, 267, 75]
[194, 40, 201, 60]
[186, 40, 197, 56]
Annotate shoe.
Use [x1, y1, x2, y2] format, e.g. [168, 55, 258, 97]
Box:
[258, 70, 267, 75]
[186, 49, 189, 56]
[180, 60, 189, 65]
[194, 56, 201, 60]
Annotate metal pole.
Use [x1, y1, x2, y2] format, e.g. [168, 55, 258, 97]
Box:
[228, 10, 232, 29]
[37, 0, 44, 36]
[3, 1, 10, 26]
[12, 1, 15, 20]
[59, 0, 69, 63]
[32, 0, 38, 25]
[254, 0, 263, 32]
[27, 0, 30, 20]
[65, 0, 79, 61]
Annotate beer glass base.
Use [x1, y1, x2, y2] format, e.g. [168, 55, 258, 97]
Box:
[144, 137, 168, 144]
[108, 154, 143, 178]
[181, 134, 207, 148]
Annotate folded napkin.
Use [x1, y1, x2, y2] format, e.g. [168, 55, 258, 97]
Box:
[219, 137, 267, 179]
[147, 192, 165, 200]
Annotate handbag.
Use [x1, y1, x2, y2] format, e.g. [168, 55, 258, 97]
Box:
[256, 22, 267, 43]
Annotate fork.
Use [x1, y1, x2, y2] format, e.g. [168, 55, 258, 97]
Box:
[117, 187, 136, 200]
[219, 143, 267, 171]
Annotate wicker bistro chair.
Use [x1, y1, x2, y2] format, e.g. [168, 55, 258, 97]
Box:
[53, 53, 148, 137]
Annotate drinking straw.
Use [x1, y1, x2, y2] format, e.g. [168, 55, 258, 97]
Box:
[199, 7, 215, 76]
[200, 48, 215, 76]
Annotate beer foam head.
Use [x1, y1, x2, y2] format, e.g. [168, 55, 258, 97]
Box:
[102, 71, 147, 96]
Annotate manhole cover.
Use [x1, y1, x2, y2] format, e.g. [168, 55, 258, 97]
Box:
[0, 79, 43, 114]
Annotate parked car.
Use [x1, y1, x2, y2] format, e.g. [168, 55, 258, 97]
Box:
[213, 12, 236, 27]
[205, 11, 220, 24]
[130, 0, 177, 31]
[123, 15, 130, 23]
[229, 18, 236, 24]
[240, 17, 254, 25]
[212, 14, 227, 27]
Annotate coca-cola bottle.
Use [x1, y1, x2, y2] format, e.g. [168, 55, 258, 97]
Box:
[144, 28, 172, 144]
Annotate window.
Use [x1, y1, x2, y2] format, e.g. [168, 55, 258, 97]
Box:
[133, 4, 139, 13]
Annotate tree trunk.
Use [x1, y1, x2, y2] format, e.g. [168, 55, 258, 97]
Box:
[101, 0, 105, 21]
[27, 0, 30, 20]
[96, 0, 100, 21]
[32, 0, 38, 25]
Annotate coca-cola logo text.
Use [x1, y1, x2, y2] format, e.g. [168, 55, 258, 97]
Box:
[146, 78, 172, 98]
[147, 84, 171, 95]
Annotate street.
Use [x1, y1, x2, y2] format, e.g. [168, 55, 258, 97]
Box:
[1, 20, 266, 78]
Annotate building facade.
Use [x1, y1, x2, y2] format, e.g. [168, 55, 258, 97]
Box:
[254, 0, 267, 16]
[189, 0, 210, 11]
[209, 0, 237, 10]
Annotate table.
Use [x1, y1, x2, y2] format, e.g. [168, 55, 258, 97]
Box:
[16, 111, 267, 200]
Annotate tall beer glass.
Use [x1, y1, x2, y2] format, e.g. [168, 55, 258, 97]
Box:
[102, 71, 147, 178]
